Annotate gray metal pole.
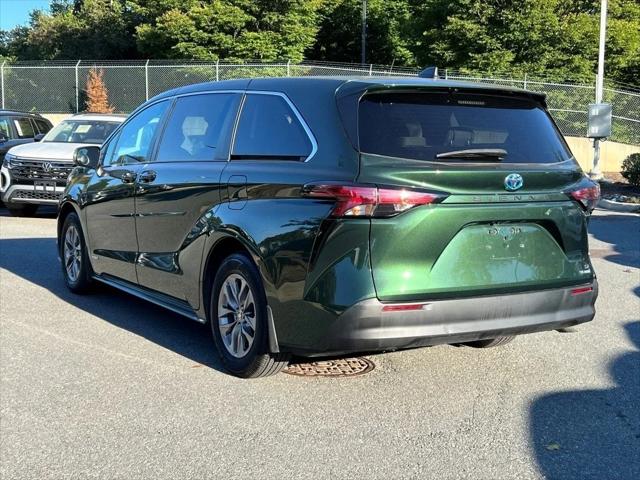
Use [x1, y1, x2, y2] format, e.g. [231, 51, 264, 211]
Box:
[361, 0, 367, 64]
[145, 59, 150, 101]
[591, 0, 607, 179]
[0, 61, 5, 109]
[216, 60, 219, 82]
[75, 60, 81, 113]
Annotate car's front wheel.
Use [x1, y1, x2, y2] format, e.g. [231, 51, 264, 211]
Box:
[210, 253, 289, 378]
[7, 203, 38, 217]
[60, 212, 93, 293]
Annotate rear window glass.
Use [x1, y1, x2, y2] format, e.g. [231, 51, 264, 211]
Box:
[232, 94, 312, 161]
[358, 92, 572, 164]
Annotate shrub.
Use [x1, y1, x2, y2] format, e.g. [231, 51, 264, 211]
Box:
[621, 153, 640, 187]
[85, 67, 114, 113]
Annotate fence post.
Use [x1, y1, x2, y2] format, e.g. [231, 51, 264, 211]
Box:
[0, 61, 5, 109]
[75, 60, 81, 113]
[216, 60, 219, 82]
[287, 60, 291, 77]
[144, 60, 150, 101]
[444, 69, 448, 79]
[523, 73, 528, 90]
[369, 64, 373, 76]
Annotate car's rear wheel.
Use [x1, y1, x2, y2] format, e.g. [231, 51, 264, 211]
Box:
[463, 336, 515, 348]
[210, 253, 289, 378]
[60, 212, 93, 293]
[7, 203, 38, 217]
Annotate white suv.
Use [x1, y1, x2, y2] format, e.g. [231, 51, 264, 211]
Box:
[1, 113, 126, 216]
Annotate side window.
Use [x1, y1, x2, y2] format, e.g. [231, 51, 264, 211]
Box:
[232, 94, 313, 160]
[109, 101, 168, 166]
[35, 119, 52, 134]
[156, 93, 238, 162]
[0, 118, 13, 140]
[12, 117, 36, 139]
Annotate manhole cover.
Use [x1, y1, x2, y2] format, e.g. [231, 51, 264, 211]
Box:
[284, 357, 375, 377]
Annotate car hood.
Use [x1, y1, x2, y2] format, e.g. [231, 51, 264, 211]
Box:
[8, 142, 92, 162]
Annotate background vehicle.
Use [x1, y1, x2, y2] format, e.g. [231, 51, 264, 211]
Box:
[2, 113, 126, 216]
[0, 110, 53, 208]
[57, 77, 599, 378]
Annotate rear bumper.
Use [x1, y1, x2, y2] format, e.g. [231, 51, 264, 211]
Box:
[290, 282, 598, 356]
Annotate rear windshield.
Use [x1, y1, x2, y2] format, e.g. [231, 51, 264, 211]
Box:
[358, 92, 572, 164]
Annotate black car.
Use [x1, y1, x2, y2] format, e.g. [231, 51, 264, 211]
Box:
[58, 77, 598, 378]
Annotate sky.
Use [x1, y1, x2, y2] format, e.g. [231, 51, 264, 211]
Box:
[1, 0, 50, 30]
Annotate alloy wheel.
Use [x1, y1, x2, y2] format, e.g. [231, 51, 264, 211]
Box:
[217, 273, 256, 358]
[63, 225, 82, 283]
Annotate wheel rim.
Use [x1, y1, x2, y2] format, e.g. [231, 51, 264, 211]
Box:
[63, 225, 82, 283]
[217, 273, 256, 358]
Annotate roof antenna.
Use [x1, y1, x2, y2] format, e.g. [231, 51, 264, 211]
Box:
[418, 66, 438, 79]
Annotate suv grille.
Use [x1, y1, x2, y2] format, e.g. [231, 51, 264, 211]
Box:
[10, 158, 74, 183]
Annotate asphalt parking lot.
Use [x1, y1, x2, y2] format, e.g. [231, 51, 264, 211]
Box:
[0, 207, 638, 480]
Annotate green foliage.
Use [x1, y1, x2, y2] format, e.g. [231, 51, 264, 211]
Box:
[621, 153, 640, 186]
[309, 0, 415, 66]
[0, 0, 637, 86]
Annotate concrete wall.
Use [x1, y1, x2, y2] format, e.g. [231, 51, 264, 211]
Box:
[565, 136, 640, 174]
[39, 115, 638, 174]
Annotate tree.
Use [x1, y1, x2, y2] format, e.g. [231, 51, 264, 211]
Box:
[134, 0, 323, 61]
[407, 0, 639, 83]
[85, 67, 114, 113]
[2, 0, 134, 60]
[308, 0, 415, 66]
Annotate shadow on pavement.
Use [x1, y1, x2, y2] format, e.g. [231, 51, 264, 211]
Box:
[0, 205, 57, 218]
[529, 321, 640, 480]
[588, 212, 640, 269]
[0, 236, 224, 372]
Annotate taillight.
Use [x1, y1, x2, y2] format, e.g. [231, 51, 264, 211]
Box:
[303, 184, 446, 218]
[568, 182, 600, 211]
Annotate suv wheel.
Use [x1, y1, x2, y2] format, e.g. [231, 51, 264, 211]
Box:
[463, 336, 515, 348]
[7, 204, 38, 217]
[210, 253, 289, 378]
[60, 213, 93, 293]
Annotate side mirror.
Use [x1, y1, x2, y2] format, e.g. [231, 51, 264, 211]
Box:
[0, 132, 7, 144]
[74, 145, 100, 169]
[34, 133, 45, 142]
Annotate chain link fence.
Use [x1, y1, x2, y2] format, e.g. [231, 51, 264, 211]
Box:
[0, 60, 638, 145]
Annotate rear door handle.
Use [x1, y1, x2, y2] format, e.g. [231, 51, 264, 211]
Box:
[138, 170, 157, 183]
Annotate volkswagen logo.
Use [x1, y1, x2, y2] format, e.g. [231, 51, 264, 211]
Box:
[504, 173, 524, 191]
[42, 162, 53, 173]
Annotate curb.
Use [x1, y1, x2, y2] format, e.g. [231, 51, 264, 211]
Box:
[598, 198, 640, 213]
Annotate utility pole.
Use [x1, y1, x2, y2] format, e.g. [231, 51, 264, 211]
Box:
[591, 0, 608, 179]
[361, 0, 367, 64]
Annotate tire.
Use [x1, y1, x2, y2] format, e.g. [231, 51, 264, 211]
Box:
[463, 336, 516, 348]
[210, 253, 290, 378]
[60, 212, 93, 293]
[7, 203, 38, 217]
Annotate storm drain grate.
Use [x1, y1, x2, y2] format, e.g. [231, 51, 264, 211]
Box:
[284, 357, 375, 377]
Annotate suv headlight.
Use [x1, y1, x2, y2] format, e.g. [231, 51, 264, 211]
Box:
[2, 153, 15, 168]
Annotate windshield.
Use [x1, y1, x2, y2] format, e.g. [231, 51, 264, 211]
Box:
[43, 119, 121, 144]
[358, 92, 572, 164]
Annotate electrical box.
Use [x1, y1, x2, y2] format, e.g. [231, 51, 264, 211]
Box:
[587, 103, 612, 139]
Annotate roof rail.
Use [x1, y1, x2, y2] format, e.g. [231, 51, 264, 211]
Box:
[418, 67, 438, 79]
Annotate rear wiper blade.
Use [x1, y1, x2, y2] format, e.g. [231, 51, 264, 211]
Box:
[435, 148, 507, 161]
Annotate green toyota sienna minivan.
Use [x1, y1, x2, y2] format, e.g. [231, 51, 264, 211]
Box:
[58, 76, 599, 377]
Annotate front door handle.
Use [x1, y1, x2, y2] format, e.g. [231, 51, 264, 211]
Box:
[121, 171, 137, 183]
[138, 170, 157, 183]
